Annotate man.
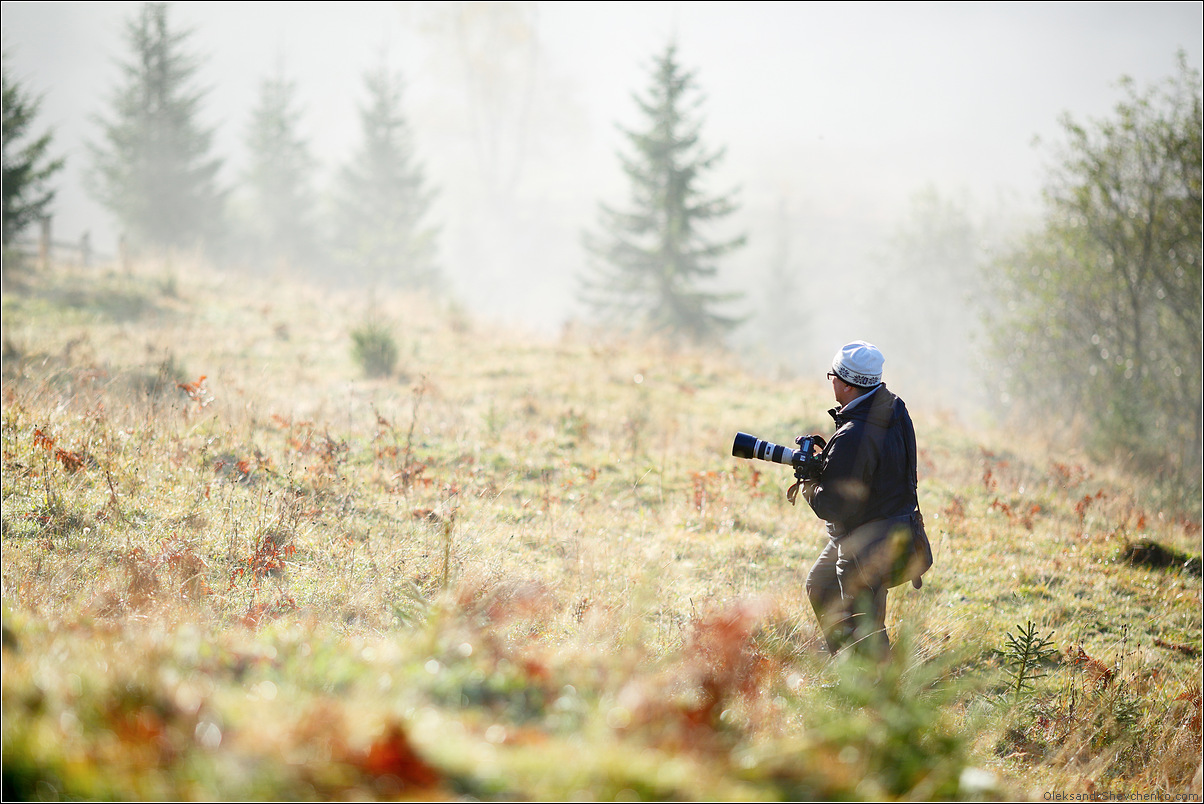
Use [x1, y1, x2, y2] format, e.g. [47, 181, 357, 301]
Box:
[799, 341, 930, 659]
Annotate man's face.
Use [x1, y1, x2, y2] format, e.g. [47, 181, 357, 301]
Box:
[828, 371, 858, 408]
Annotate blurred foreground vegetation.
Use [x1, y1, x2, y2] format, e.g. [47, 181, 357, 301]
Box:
[2, 259, 1201, 800]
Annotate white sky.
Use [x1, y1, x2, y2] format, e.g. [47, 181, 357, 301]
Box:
[3, 1, 1202, 339]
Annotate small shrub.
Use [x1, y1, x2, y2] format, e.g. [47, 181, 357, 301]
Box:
[1002, 620, 1059, 702]
[351, 321, 399, 379]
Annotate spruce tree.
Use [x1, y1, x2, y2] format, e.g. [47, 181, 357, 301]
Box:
[2, 51, 65, 248]
[242, 70, 320, 273]
[581, 42, 746, 344]
[333, 64, 438, 290]
[87, 2, 225, 255]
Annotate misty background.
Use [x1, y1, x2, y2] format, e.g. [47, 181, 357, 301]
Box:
[3, 1, 1201, 419]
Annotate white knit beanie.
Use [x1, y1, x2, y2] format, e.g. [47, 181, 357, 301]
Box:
[832, 341, 884, 388]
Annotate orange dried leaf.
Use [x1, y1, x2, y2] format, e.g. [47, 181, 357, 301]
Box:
[33, 428, 55, 451]
[177, 375, 213, 408]
[356, 722, 442, 789]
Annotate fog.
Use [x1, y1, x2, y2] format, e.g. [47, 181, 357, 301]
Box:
[3, 1, 1201, 413]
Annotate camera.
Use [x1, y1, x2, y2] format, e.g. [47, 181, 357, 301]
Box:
[731, 432, 824, 480]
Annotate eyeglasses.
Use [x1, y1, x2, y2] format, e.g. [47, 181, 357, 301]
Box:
[826, 372, 838, 381]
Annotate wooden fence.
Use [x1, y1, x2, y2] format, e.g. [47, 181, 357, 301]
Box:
[6, 217, 120, 271]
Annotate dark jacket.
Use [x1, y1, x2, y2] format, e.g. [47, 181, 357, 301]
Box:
[803, 384, 918, 538]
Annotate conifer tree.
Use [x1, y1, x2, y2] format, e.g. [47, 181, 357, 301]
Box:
[333, 64, 438, 290]
[242, 70, 321, 273]
[581, 42, 746, 344]
[2, 51, 65, 248]
[87, 2, 225, 255]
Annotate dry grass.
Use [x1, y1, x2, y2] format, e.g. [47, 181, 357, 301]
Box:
[2, 257, 1201, 800]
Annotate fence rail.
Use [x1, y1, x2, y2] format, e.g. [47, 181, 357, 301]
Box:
[6, 217, 119, 270]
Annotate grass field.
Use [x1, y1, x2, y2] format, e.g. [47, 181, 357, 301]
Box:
[2, 257, 1201, 801]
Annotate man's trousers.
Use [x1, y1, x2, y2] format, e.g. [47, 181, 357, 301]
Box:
[805, 527, 892, 659]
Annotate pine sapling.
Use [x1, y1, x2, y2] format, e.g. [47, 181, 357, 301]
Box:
[1003, 620, 1058, 702]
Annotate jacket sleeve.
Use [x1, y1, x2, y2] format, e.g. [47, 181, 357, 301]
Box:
[803, 422, 878, 527]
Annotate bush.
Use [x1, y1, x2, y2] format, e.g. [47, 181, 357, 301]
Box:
[351, 321, 399, 378]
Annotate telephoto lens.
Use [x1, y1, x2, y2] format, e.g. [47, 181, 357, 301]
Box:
[731, 432, 799, 466]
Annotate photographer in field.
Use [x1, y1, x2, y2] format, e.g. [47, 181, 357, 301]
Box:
[795, 341, 931, 660]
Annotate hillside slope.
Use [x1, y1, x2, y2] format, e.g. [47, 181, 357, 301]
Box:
[2, 259, 1200, 801]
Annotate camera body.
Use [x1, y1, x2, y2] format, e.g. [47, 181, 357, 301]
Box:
[731, 432, 823, 481]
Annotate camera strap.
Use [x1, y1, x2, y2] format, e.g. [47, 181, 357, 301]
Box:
[786, 478, 804, 506]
